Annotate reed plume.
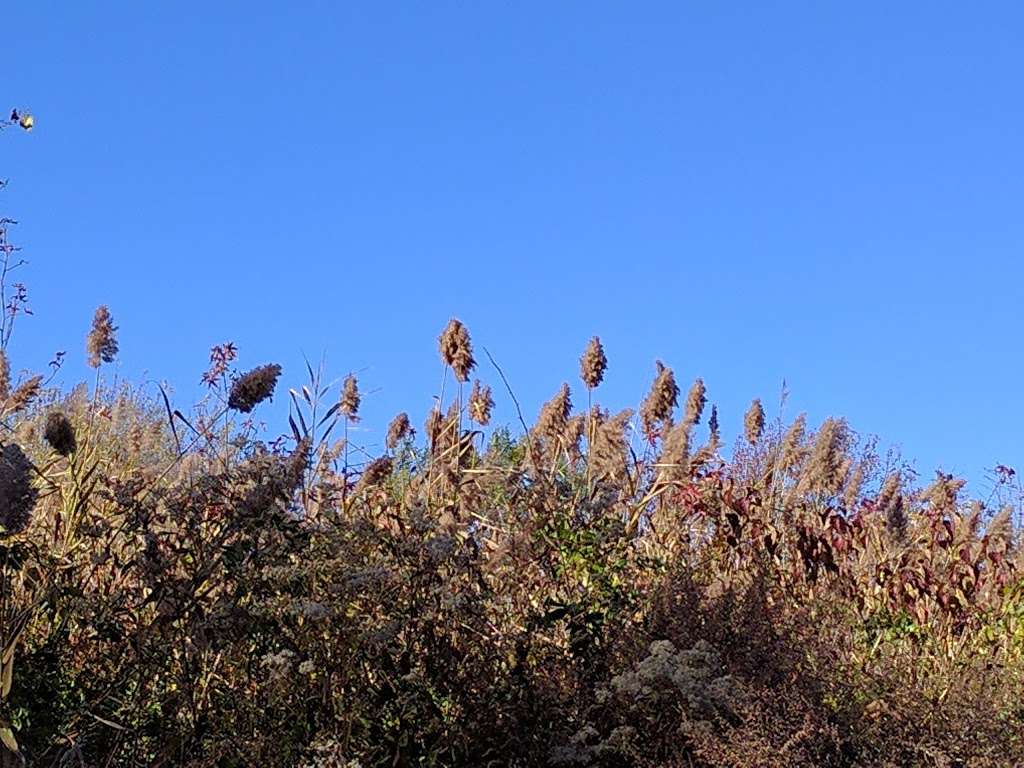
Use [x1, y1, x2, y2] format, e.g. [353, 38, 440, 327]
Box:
[438, 318, 475, 382]
[44, 411, 77, 456]
[86, 305, 119, 368]
[640, 361, 678, 441]
[0, 443, 36, 535]
[579, 336, 607, 389]
[682, 378, 706, 428]
[0, 350, 9, 402]
[340, 374, 361, 421]
[386, 412, 412, 449]
[468, 380, 494, 426]
[743, 398, 765, 445]
[227, 364, 282, 413]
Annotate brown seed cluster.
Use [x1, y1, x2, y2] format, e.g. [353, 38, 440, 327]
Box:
[340, 374, 361, 421]
[743, 399, 765, 445]
[44, 411, 77, 456]
[227, 364, 282, 413]
[799, 417, 848, 495]
[640, 361, 678, 440]
[683, 378, 706, 427]
[5, 375, 42, 415]
[386, 412, 413, 449]
[438, 318, 475, 382]
[468, 380, 494, 426]
[0, 443, 36, 536]
[86, 305, 119, 368]
[536, 383, 572, 445]
[579, 336, 607, 389]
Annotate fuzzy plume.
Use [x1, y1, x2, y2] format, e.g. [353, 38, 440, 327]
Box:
[227, 364, 281, 413]
[86, 305, 119, 368]
[842, 461, 865, 510]
[640, 361, 679, 441]
[779, 414, 807, 472]
[579, 336, 608, 390]
[468, 380, 494, 426]
[682, 378, 706, 428]
[798, 418, 848, 495]
[340, 374, 361, 421]
[536, 383, 572, 446]
[4, 375, 42, 415]
[44, 412, 77, 456]
[591, 408, 633, 482]
[743, 399, 765, 445]
[0, 443, 36, 535]
[438, 318, 475, 383]
[386, 412, 413, 450]
[658, 420, 691, 482]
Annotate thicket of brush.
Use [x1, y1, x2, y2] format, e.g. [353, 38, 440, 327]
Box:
[2, 116, 1023, 767]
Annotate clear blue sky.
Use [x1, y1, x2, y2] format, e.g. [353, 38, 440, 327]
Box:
[4, 2, 1023, 493]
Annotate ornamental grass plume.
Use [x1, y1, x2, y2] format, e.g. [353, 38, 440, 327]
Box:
[682, 378, 706, 428]
[44, 411, 77, 456]
[438, 318, 475, 382]
[590, 407, 633, 482]
[356, 456, 393, 494]
[640, 361, 678, 441]
[386, 412, 412, 449]
[779, 414, 807, 472]
[0, 350, 9, 402]
[536, 383, 572, 444]
[658, 420, 691, 482]
[227, 364, 282, 413]
[798, 417, 848, 495]
[877, 472, 901, 511]
[468, 380, 494, 426]
[0, 443, 36, 536]
[340, 374, 360, 421]
[86, 305, 119, 368]
[842, 461, 865, 509]
[580, 336, 607, 389]
[743, 398, 765, 445]
[922, 471, 966, 511]
[4, 374, 42, 415]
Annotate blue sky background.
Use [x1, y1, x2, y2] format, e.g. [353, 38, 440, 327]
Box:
[3, 2, 1023, 493]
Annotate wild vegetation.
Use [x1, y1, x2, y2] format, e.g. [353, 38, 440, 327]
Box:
[1, 112, 1023, 767]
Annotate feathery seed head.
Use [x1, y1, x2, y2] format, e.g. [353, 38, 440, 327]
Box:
[640, 361, 679, 440]
[86, 305, 119, 368]
[743, 399, 765, 445]
[468, 380, 494, 426]
[683, 378, 706, 428]
[44, 412, 77, 456]
[438, 318, 475, 382]
[0, 443, 36, 536]
[5, 375, 42, 415]
[386, 412, 413, 449]
[227, 364, 282, 413]
[340, 374, 361, 421]
[579, 336, 608, 389]
[536, 383, 572, 443]
[0, 350, 9, 402]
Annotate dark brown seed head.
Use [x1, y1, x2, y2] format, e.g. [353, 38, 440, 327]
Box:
[683, 378, 706, 428]
[356, 456, 393, 494]
[44, 412, 77, 456]
[4, 375, 42, 415]
[386, 412, 413, 449]
[227, 364, 282, 413]
[468, 380, 494, 426]
[438, 318, 475, 382]
[340, 374, 360, 421]
[579, 336, 608, 390]
[640, 361, 679, 440]
[536, 383, 572, 443]
[743, 398, 765, 445]
[86, 305, 119, 368]
[0, 443, 36, 536]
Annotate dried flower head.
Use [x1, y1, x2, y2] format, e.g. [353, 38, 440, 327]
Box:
[438, 318, 475, 382]
[799, 417, 848, 495]
[922, 471, 966, 511]
[468, 380, 494, 426]
[580, 336, 608, 389]
[86, 305, 119, 368]
[658, 420, 691, 482]
[0, 350, 9, 403]
[842, 461, 864, 510]
[591, 408, 633, 482]
[44, 412, 77, 456]
[779, 414, 807, 472]
[340, 374, 360, 421]
[683, 378, 706, 428]
[4, 375, 42, 415]
[640, 361, 679, 440]
[877, 472, 901, 511]
[356, 456, 393, 494]
[0, 443, 36, 535]
[386, 412, 413, 449]
[743, 399, 765, 445]
[227, 364, 282, 413]
[536, 383, 572, 444]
